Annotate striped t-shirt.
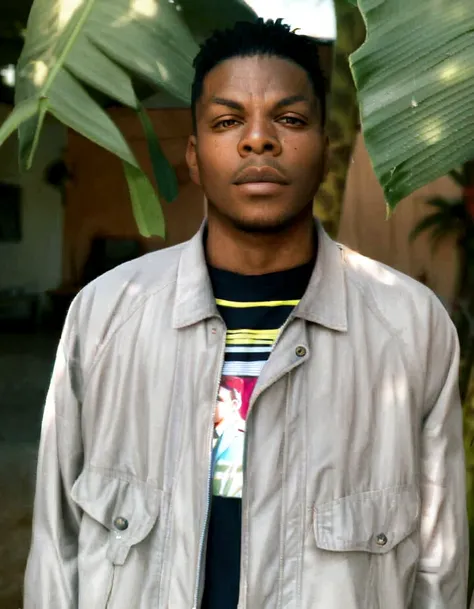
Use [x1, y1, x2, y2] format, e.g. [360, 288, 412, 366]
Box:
[202, 260, 314, 609]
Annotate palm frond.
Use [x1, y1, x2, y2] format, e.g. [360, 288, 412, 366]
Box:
[410, 211, 452, 242]
[425, 197, 464, 210]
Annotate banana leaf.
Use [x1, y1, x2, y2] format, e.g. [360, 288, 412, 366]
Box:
[0, 0, 200, 237]
[350, 0, 474, 209]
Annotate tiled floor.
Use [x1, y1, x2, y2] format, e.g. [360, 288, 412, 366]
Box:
[0, 331, 58, 609]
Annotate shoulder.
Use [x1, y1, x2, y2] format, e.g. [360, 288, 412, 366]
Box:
[340, 243, 453, 339]
[78, 240, 185, 311]
[62, 241, 187, 367]
[340, 244, 458, 402]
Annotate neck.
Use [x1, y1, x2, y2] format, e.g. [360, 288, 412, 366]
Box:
[206, 211, 316, 275]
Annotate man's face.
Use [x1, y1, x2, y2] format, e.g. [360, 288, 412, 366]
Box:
[186, 55, 328, 233]
[215, 386, 239, 425]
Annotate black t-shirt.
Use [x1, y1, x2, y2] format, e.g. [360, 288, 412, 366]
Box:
[201, 258, 315, 609]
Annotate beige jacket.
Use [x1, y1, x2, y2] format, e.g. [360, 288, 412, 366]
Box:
[24, 224, 468, 609]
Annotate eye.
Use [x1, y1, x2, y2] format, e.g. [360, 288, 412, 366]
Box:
[214, 118, 240, 129]
[278, 116, 307, 126]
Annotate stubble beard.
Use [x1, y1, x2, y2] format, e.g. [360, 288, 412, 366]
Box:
[207, 198, 314, 236]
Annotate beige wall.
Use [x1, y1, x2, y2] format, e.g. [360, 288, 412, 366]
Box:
[338, 132, 460, 309]
[0, 104, 65, 293]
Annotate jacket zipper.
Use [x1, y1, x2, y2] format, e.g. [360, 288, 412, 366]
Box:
[105, 565, 116, 609]
[238, 314, 296, 609]
[192, 323, 227, 609]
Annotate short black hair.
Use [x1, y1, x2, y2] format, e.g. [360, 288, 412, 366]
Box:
[191, 18, 327, 131]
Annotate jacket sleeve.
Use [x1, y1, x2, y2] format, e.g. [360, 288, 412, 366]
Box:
[24, 309, 84, 609]
[411, 297, 468, 608]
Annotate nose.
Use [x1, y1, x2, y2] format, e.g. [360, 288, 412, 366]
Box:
[238, 119, 282, 157]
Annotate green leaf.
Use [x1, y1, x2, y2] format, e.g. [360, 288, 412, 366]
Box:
[12, 0, 201, 236]
[345, 0, 358, 5]
[15, 0, 199, 168]
[66, 41, 138, 109]
[0, 98, 38, 147]
[47, 69, 137, 166]
[123, 162, 165, 238]
[350, 0, 474, 208]
[137, 103, 178, 203]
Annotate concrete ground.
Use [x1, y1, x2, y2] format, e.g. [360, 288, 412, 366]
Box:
[0, 331, 58, 609]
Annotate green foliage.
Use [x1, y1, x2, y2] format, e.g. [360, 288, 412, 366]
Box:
[464, 377, 474, 603]
[0, 0, 200, 237]
[350, 0, 474, 208]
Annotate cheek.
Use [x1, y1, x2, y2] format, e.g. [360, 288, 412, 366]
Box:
[198, 141, 234, 180]
[291, 141, 326, 174]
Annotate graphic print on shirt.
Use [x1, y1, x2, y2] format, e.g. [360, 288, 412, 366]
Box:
[212, 374, 254, 498]
[212, 304, 299, 498]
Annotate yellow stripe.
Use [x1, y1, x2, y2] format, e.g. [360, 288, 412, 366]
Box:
[226, 337, 275, 346]
[216, 298, 300, 308]
[226, 329, 278, 346]
[226, 330, 279, 340]
[226, 337, 276, 344]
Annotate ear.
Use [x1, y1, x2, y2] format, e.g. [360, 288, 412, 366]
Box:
[186, 135, 201, 187]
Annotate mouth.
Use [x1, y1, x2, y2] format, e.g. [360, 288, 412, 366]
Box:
[233, 166, 289, 186]
[233, 166, 289, 196]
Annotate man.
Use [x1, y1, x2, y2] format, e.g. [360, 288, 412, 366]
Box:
[25, 18, 467, 609]
[213, 377, 246, 497]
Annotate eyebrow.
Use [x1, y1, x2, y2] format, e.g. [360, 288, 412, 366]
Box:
[274, 95, 309, 110]
[210, 97, 244, 111]
[209, 94, 310, 112]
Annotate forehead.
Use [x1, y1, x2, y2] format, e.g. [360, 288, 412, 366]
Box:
[199, 55, 315, 106]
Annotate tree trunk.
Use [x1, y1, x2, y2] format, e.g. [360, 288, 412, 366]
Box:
[314, 0, 365, 238]
[455, 161, 474, 402]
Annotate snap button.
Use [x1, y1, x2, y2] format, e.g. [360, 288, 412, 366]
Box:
[113, 516, 129, 531]
[295, 345, 307, 357]
[375, 533, 388, 546]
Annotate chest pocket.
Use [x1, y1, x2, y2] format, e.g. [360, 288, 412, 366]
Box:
[71, 466, 163, 565]
[313, 485, 420, 554]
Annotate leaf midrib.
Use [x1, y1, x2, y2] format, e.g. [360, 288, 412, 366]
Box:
[40, 0, 97, 98]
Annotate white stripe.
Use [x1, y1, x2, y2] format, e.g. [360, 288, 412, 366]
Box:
[225, 346, 272, 354]
[222, 360, 266, 376]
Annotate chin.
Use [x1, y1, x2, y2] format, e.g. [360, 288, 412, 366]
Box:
[229, 214, 300, 235]
[207, 198, 314, 235]
[230, 202, 314, 235]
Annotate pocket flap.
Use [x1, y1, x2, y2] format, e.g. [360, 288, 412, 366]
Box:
[71, 466, 162, 565]
[314, 485, 419, 554]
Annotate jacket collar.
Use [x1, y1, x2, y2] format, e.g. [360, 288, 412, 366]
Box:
[173, 221, 348, 332]
[294, 226, 348, 331]
[173, 223, 218, 328]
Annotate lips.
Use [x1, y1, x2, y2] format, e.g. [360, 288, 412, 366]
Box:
[233, 166, 288, 185]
